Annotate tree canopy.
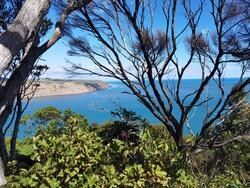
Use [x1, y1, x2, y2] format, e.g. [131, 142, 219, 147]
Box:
[67, 0, 250, 150]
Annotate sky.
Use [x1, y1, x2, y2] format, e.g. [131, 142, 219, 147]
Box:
[40, 0, 250, 80]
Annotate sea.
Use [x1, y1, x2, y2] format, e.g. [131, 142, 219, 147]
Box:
[6, 78, 249, 139]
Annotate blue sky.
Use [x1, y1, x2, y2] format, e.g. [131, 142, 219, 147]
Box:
[40, 0, 250, 80]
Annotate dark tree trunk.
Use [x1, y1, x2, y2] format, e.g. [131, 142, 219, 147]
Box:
[0, 49, 37, 162]
[175, 127, 186, 151]
[164, 122, 186, 152]
[10, 93, 22, 160]
[0, 132, 8, 166]
[0, 102, 13, 164]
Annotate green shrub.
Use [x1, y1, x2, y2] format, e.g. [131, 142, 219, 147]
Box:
[33, 106, 61, 123]
[6, 106, 249, 187]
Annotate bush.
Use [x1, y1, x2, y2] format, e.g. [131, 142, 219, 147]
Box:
[7, 110, 181, 187]
[6, 106, 249, 187]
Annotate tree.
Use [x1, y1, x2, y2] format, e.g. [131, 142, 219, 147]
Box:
[0, 0, 51, 75]
[0, 0, 92, 160]
[9, 65, 48, 161]
[67, 0, 250, 151]
[0, 0, 24, 31]
[0, 0, 92, 184]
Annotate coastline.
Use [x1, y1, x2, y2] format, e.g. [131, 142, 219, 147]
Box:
[27, 79, 110, 98]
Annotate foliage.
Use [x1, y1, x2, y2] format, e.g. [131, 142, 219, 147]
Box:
[96, 107, 149, 145]
[223, 88, 250, 135]
[0, 0, 24, 27]
[189, 89, 250, 187]
[6, 106, 250, 187]
[22, 106, 88, 136]
[33, 106, 61, 124]
[7, 124, 174, 187]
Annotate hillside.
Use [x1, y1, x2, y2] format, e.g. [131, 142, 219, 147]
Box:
[28, 79, 110, 98]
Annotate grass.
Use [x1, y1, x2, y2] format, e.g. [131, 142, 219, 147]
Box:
[5, 137, 33, 156]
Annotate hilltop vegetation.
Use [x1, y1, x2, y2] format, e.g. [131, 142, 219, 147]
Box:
[0, 0, 249, 186]
[5, 106, 250, 187]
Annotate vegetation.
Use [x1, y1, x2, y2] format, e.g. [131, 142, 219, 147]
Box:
[5, 106, 250, 187]
[95, 107, 150, 145]
[67, 0, 250, 151]
[0, 1, 92, 178]
[0, 0, 249, 186]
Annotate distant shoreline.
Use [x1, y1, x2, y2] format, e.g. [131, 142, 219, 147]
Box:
[27, 79, 110, 98]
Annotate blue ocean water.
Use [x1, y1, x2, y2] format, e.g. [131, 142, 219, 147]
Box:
[7, 78, 249, 139]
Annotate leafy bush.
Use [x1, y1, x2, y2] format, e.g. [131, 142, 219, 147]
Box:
[33, 106, 61, 124]
[6, 106, 249, 187]
[6, 107, 181, 187]
[22, 106, 88, 136]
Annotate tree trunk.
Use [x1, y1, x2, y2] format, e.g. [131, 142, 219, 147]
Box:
[0, 0, 51, 75]
[0, 132, 8, 166]
[0, 156, 7, 187]
[0, 48, 38, 109]
[0, 0, 92, 162]
[0, 50, 37, 162]
[0, 103, 14, 165]
[10, 93, 22, 160]
[164, 123, 186, 151]
[176, 128, 186, 151]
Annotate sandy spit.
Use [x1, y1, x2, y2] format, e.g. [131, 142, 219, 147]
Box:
[28, 79, 110, 98]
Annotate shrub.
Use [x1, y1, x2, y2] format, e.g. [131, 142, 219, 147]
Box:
[6, 106, 249, 187]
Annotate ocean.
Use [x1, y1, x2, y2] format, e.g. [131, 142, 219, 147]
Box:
[7, 78, 249, 139]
